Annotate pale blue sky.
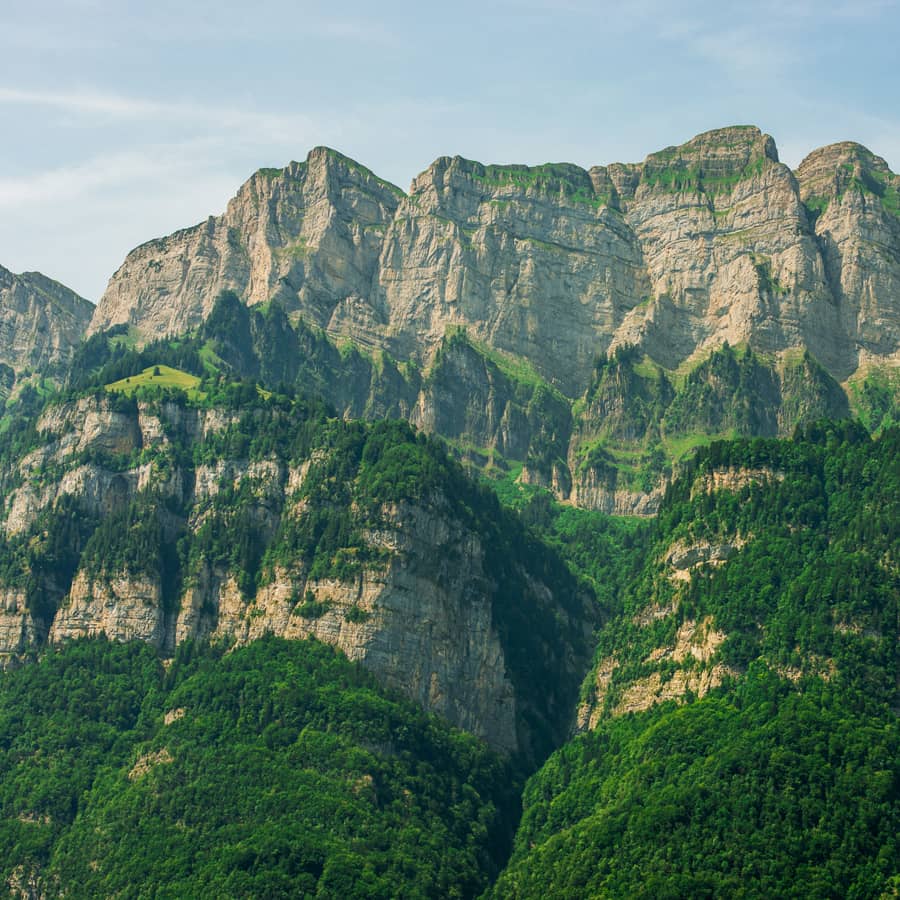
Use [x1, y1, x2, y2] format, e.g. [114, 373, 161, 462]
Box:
[1, 0, 898, 301]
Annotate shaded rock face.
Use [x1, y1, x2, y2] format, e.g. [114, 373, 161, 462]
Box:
[0, 395, 597, 757]
[0, 265, 93, 375]
[796, 142, 900, 368]
[374, 157, 649, 396]
[88, 126, 900, 395]
[410, 333, 572, 464]
[174, 504, 521, 754]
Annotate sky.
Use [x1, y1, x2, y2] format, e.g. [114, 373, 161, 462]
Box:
[1, 0, 898, 302]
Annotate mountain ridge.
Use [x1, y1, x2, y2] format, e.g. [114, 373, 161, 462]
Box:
[0, 263, 93, 380]
[87, 125, 900, 393]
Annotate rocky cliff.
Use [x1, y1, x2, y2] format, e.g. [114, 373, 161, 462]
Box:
[89, 148, 403, 339]
[0, 264, 93, 377]
[796, 141, 900, 369]
[0, 393, 597, 760]
[89, 126, 900, 395]
[76, 127, 900, 515]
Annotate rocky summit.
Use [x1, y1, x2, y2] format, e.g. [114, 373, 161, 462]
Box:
[91, 126, 900, 394]
[0, 263, 93, 378]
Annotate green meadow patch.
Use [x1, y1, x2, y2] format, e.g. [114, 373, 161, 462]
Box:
[106, 365, 203, 399]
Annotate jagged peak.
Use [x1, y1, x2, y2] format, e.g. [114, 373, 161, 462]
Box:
[239, 147, 404, 198]
[634, 125, 779, 194]
[796, 141, 899, 214]
[642, 125, 778, 178]
[304, 146, 405, 195]
[646, 125, 776, 159]
[0, 264, 92, 309]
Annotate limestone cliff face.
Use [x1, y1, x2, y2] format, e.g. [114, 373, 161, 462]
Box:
[0, 395, 596, 757]
[0, 587, 41, 667]
[610, 126, 854, 377]
[87, 126, 900, 399]
[173, 503, 521, 753]
[0, 264, 93, 375]
[797, 142, 900, 369]
[67, 128, 900, 517]
[90, 148, 403, 339]
[374, 157, 649, 395]
[49, 571, 166, 648]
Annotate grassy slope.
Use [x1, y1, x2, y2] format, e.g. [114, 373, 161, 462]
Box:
[105, 364, 203, 399]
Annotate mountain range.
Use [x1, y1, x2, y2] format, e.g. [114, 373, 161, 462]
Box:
[0, 125, 897, 897]
[5, 126, 900, 516]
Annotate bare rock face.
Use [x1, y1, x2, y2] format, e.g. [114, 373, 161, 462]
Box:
[374, 157, 649, 395]
[175, 502, 521, 753]
[0, 587, 41, 666]
[610, 126, 854, 377]
[0, 264, 93, 375]
[796, 142, 900, 369]
[87, 126, 900, 404]
[90, 148, 403, 339]
[49, 570, 166, 647]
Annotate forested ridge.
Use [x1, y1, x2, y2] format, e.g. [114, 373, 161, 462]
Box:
[493, 423, 900, 898]
[0, 637, 518, 898]
[0, 312, 896, 897]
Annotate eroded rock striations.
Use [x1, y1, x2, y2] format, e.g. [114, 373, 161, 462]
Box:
[79, 128, 900, 514]
[89, 149, 403, 340]
[90, 127, 900, 392]
[0, 264, 93, 376]
[0, 394, 597, 759]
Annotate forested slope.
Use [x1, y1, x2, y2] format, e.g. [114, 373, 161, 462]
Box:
[493, 423, 900, 898]
[0, 636, 518, 898]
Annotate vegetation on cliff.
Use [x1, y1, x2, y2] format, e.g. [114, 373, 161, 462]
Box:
[493, 423, 900, 898]
[0, 637, 517, 898]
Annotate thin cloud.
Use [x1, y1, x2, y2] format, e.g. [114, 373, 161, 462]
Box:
[0, 87, 165, 118]
[0, 149, 197, 210]
[686, 25, 793, 80]
[0, 85, 327, 136]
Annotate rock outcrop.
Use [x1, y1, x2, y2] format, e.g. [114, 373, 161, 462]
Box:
[90, 148, 403, 339]
[0, 264, 93, 376]
[0, 394, 597, 758]
[796, 141, 900, 369]
[88, 127, 900, 397]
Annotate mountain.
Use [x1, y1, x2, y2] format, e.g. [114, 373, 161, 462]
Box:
[83, 126, 900, 513]
[0, 387, 596, 762]
[0, 127, 898, 896]
[0, 415, 896, 897]
[90, 126, 900, 391]
[493, 422, 900, 897]
[0, 264, 93, 379]
[89, 148, 403, 340]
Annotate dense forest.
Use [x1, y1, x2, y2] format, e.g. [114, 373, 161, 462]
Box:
[0, 637, 518, 898]
[0, 306, 897, 897]
[493, 423, 900, 898]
